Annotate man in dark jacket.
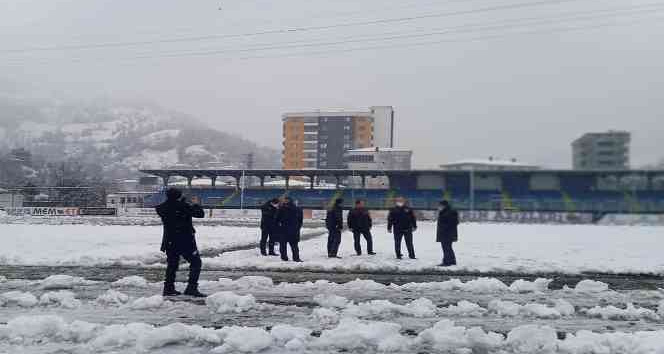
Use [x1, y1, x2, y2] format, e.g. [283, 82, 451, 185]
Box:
[326, 198, 344, 258]
[347, 199, 375, 256]
[259, 198, 280, 256]
[387, 197, 417, 260]
[156, 188, 206, 297]
[437, 200, 459, 266]
[276, 197, 302, 262]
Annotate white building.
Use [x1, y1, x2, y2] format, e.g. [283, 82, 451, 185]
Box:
[369, 106, 395, 148]
[440, 157, 540, 171]
[345, 147, 412, 188]
[0, 188, 24, 209]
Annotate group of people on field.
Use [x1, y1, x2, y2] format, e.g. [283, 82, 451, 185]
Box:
[260, 196, 461, 264]
[155, 187, 460, 298]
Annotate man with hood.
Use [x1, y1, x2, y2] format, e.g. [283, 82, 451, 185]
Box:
[387, 197, 417, 260]
[437, 200, 460, 266]
[156, 188, 206, 297]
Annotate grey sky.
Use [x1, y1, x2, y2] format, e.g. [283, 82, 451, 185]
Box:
[1, 0, 663, 168]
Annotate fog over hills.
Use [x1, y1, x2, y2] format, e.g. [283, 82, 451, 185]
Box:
[0, 87, 280, 185]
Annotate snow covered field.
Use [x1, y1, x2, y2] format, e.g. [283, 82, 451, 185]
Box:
[208, 223, 664, 275]
[2, 222, 663, 275]
[0, 224, 322, 266]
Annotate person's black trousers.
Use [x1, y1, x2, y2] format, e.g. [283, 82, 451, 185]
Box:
[165, 250, 202, 285]
[393, 231, 415, 259]
[280, 240, 300, 261]
[441, 241, 457, 265]
[353, 231, 373, 255]
[259, 228, 276, 255]
[327, 229, 342, 257]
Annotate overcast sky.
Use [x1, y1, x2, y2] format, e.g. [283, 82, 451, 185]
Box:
[1, 0, 663, 168]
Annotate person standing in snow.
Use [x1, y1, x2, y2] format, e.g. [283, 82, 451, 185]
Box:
[436, 200, 459, 266]
[276, 197, 303, 262]
[347, 199, 375, 256]
[326, 198, 344, 258]
[259, 198, 280, 256]
[156, 188, 206, 297]
[387, 197, 417, 260]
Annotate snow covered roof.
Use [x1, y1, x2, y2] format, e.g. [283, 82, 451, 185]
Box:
[442, 158, 538, 167]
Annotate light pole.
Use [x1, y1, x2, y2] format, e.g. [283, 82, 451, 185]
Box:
[469, 167, 475, 213]
[240, 170, 245, 211]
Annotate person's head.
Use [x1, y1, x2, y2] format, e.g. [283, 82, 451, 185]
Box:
[395, 197, 406, 208]
[335, 198, 344, 207]
[284, 196, 293, 205]
[355, 199, 365, 208]
[166, 188, 183, 201]
[439, 200, 450, 210]
[270, 198, 280, 207]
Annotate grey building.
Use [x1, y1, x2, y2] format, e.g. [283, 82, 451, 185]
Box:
[572, 131, 631, 170]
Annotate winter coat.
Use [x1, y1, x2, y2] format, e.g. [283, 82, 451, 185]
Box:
[387, 206, 417, 233]
[156, 199, 205, 253]
[276, 202, 302, 241]
[260, 202, 278, 231]
[437, 207, 459, 242]
[325, 205, 344, 231]
[347, 207, 372, 233]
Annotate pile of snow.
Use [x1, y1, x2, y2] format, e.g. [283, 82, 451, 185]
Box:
[312, 318, 409, 352]
[206, 292, 258, 314]
[343, 298, 437, 318]
[488, 299, 575, 318]
[214, 326, 273, 353]
[112, 276, 150, 288]
[440, 300, 487, 317]
[0, 275, 6, 283]
[509, 278, 552, 293]
[504, 325, 558, 353]
[574, 280, 610, 293]
[40, 275, 92, 290]
[95, 290, 130, 306]
[127, 295, 170, 310]
[416, 319, 503, 352]
[269, 324, 311, 350]
[311, 308, 340, 325]
[584, 303, 661, 321]
[39, 291, 81, 309]
[399, 277, 511, 293]
[313, 294, 351, 309]
[0, 291, 38, 308]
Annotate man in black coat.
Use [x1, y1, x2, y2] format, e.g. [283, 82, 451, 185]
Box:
[276, 197, 303, 262]
[259, 198, 280, 256]
[387, 197, 417, 260]
[156, 188, 206, 297]
[437, 200, 459, 266]
[347, 199, 375, 256]
[326, 198, 344, 258]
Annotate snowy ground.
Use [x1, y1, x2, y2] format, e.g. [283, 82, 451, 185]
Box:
[2, 222, 664, 353]
[1, 274, 664, 353]
[207, 223, 664, 275]
[0, 224, 324, 266]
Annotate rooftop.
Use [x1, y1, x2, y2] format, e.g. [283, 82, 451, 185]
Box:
[441, 158, 538, 167]
[348, 147, 412, 153]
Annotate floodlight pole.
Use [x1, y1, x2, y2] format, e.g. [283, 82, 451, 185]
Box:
[240, 170, 245, 211]
[469, 167, 475, 212]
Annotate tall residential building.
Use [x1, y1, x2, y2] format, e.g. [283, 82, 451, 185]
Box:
[282, 106, 394, 169]
[572, 131, 631, 170]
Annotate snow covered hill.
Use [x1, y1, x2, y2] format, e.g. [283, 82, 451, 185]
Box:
[0, 93, 279, 180]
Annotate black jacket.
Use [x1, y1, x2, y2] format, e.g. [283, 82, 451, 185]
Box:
[276, 202, 302, 241]
[388, 206, 417, 233]
[260, 202, 278, 231]
[156, 199, 205, 253]
[326, 205, 343, 231]
[437, 207, 459, 242]
[347, 207, 372, 233]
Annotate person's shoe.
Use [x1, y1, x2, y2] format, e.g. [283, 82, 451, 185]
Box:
[163, 283, 181, 297]
[368, 252, 376, 255]
[396, 255, 403, 260]
[281, 257, 289, 262]
[184, 284, 207, 298]
[293, 259, 304, 263]
[260, 251, 268, 256]
[409, 256, 417, 260]
[328, 255, 342, 259]
[268, 252, 279, 256]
